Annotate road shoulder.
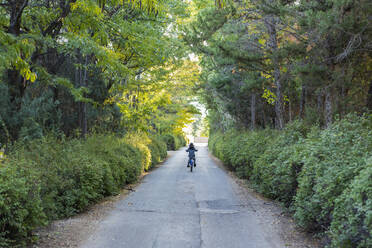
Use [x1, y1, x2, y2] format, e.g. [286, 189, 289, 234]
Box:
[31, 156, 170, 248]
[208, 152, 321, 248]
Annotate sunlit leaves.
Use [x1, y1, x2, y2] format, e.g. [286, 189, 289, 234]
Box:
[0, 0, 194, 139]
[262, 88, 276, 105]
[96, 0, 164, 13]
[0, 30, 37, 82]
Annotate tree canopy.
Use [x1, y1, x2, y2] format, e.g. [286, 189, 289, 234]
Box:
[185, 0, 372, 131]
[1, 0, 371, 143]
[0, 0, 199, 145]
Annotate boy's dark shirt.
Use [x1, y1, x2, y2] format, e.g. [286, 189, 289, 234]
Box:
[186, 147, 197, 158]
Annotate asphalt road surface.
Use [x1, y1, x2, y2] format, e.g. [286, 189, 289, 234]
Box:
[80, 145, 285, 248]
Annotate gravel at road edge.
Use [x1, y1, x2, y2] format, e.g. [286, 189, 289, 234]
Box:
[209, 153, 321, 248]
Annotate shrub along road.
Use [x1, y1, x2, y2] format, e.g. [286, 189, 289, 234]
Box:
[80, 146, 301, 248]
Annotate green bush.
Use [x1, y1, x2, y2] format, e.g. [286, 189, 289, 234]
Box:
[83, 135, 143, 190]
[148, 136, 168, 167]
[208, 131, 224, 159]
[294, 115, 372, 231]
[175, 134, 187, 147]
[11, 136, 104, 218]
[124, 133, 152, 171]
[328, 160, 372, 248]
[233, 130, 273, 179]
[161, 133, 186, 150]
[209, 114, 372, 246]
[0, 132, 169, 246]
[0, 163, 45, 247]
[208, 131, 232, 164]
[209, 129, 273, 178]
[251, 120, 309, 206]
[214, 130, 236, 167]
[161, 133, 176, 150]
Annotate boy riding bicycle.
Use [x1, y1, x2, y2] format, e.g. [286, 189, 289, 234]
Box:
[186, 143, 198, 167]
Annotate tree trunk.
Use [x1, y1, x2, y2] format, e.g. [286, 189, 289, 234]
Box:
[81, 56, 88, 137]
[250, 93, 256, 130]
[78, 55, 88, 138]
[7, 0, 29, 108]
[78, 65, 83, 134]
[8, 0, 29, 35]
[75, 52, 86, 137]
[317, 89, 324, 118]
[289, 100, 292, 122]
[299, 85, 306, 118]
[325, 88, 332, 128]
[366, 80, 372, 110]
[265, 15, 284, 129]
[42, 0, 77, 37]
[339, 86, 346, 118]
[262, 101, 267, 129]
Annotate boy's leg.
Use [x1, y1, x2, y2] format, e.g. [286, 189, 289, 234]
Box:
[187, 158, 190, 167]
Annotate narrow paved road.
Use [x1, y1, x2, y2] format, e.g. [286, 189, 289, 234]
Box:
[81, 145, 285, 248]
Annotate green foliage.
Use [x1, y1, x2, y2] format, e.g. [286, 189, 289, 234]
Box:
[0, 0, 193, 144]
[123, 132, 168, 171]
[209, 114, 372, 246]
[176, 134, 187, 147]
[161, 133, 186, 150]
[294, 115, 372, 232]
[328, 161, 372, 248]
[19, 118, 44, 142]
[0, 163, 45, 248]
[189, 0, 372, 133]
[124, 133, 152, 172]
[148, 135, 168, 167]
[251, 120, 309, 206]
[0, 133, 167, 246]
[209, 129, 274, 178]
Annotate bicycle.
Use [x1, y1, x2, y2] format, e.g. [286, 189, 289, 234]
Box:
[188, 157, 195, 172]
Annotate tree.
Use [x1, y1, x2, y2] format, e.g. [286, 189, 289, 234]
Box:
[187, 0, 372, 132]
[0, 0, 194, 144]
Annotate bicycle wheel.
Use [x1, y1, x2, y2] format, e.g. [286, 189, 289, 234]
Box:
[190, 159, 193, 172]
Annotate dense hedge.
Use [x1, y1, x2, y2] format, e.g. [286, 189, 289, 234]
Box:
[0, 133, 168, 247]
[209, 114, 372, 247]
[148, 136, 168, 167]
[161, 133, 187, 150]
[328, 161, 372, 248]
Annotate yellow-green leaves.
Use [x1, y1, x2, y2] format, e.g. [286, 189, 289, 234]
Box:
[262, 88, 276, 105]
[262, 88, 289, 105]
[0, 28, 36, 80]
[22, 68, 37, 83]
[71, 1, 103, 17]
[117, 88, 167, 131]
[95, 0, 164, 13]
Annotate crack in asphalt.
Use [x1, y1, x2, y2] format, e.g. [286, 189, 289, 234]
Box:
[198, 208, 203, 248]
